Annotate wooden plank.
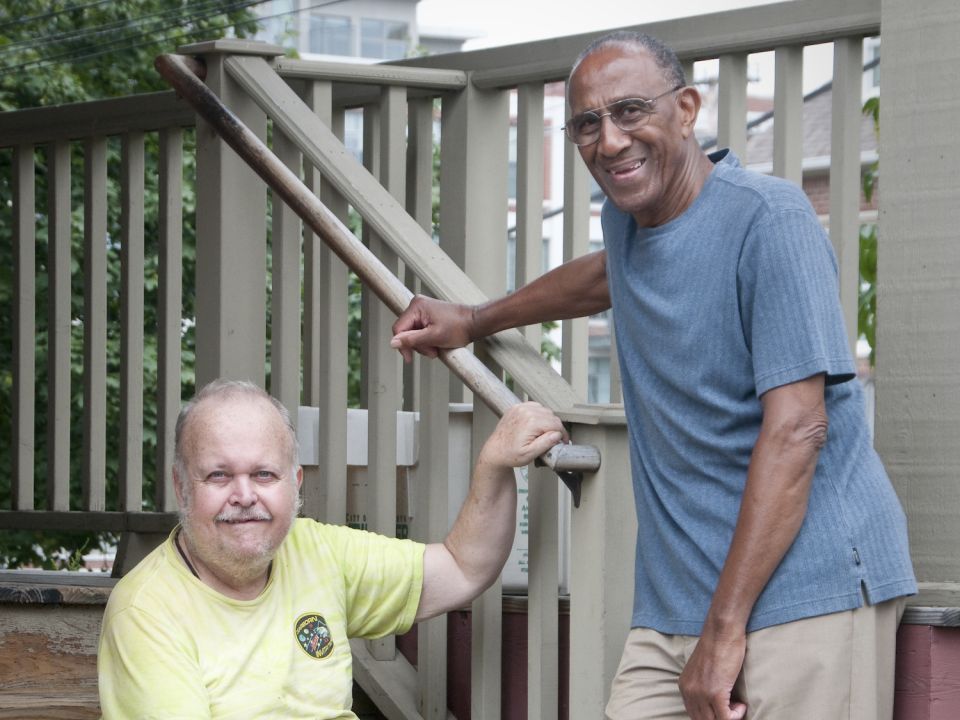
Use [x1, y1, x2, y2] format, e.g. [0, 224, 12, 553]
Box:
[12, 145, 36, 510]
[568, 414, 634, 719]
[0, 511, 178, 533]
[82, 137, 108, 512]
[829, 36, 865, 356]
[314, 86, 350, 525]
[527, 463, 559, 720]
[276, 57, 466, 90]
[270, 128, 302, 422]
[156, 128, 183, 512]
[773, 45, 804, 185]
[193, 52, 268, 388]
[119, 132, 145, 513]
[717, 53, 748, 161]
[46, 140, 72, 512]
[516, 83, 545, 354]
[561, 117, 590, 400]
[0, 91, 193, 148]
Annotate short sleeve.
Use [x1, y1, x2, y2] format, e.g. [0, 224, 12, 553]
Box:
[98, 605, 210, 719]
[738, 207, 856, 397]
[324, 525, 425, 639]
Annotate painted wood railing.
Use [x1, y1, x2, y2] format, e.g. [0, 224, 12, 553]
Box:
[12, 1, 955, 718]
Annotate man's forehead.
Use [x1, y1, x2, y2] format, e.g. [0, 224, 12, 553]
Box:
[569, 46, 662, 106]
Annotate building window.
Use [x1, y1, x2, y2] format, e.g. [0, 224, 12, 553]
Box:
[360, 18, 409, 60]
[309, 13, 352, 56]
[260, 0, 296, 46]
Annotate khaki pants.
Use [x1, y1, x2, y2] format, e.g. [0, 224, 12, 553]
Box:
[606, 596, 906, 720]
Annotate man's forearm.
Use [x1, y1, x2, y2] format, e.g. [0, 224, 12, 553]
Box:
[471, 250, 611, 339]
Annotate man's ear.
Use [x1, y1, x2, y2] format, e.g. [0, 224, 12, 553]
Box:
[295, 466, 303, 491]
[676, 86, 702, 139]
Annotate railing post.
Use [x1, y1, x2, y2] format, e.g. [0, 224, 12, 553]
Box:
[182, 39, 283, 387]
[877, 0, 960, 608]
[439, 76, 510, 720]
[567, 409, 635, 718]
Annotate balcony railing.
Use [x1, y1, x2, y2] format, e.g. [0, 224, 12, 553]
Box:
[0, 0, 894, 717]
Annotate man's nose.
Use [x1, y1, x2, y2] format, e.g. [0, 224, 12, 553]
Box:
[596, 114, 631, 154]
[230, 475, 258, 506]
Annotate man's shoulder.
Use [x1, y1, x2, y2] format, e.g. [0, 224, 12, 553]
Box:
[105, 539, 179, 617]
[712, 150, 812, 214]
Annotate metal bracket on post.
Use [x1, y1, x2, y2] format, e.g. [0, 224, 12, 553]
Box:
[535, 441, 601, 508]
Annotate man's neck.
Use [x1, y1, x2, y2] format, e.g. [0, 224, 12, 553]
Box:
[177, 529, 272, 601]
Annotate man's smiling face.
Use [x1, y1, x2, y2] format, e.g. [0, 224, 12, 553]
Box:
[568, 45, 701, 228]
[176, 393, 301, 576]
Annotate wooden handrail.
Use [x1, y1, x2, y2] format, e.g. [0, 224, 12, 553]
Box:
[154, 52, 600, 479]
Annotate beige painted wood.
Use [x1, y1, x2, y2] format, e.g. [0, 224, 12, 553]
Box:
[316, 87, 350, 525]
[46, 140, 71, 512]
[877, 0, 960, 606]
[415, 364, 450, 720]
[13, 146, 35, 510]
[156, 128, 183, 512]
[301, 81, 329, 409]
[773, 46, 804, 185]
[275, 56, 466, 91]
[568, 412, 635, 718]
[470, 395, 503, 720]
[401, 98, 435, 411]
[270, 128, 302, 423]
[828, 37, 865, 355]
[526, 462, 559, 720]
[717, 53, 748, 160]
[120, 132, 145, 513]
[516, 83, 545, 354]
[366, 87, 407, 663]
[561, 125, 590, 400]
[222, 55, 579, 413]
[193, 50, 270, 388]
[0, 510, 178, 534]
[0, 91, 192, 148]
[82, 137, 108, 512]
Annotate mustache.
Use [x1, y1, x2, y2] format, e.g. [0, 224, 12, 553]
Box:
[215, 508, 273, 523]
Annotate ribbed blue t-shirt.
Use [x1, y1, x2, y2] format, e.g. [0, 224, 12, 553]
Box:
[603, 149, 916, 635]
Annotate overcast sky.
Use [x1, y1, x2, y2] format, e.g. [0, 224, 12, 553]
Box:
[417, 0, 782, 49]
[416, 0, 837, 95]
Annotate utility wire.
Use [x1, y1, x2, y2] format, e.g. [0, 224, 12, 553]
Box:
[0, 0, 269, 55]
[0, 0, 114, 33]
[0, 0, 344, 78]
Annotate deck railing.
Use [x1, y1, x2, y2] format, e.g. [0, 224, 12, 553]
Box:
[0, 0, 886, 717]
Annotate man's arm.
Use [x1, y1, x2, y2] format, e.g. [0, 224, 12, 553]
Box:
[678, 373, 829, 720]
[415, 402, 567, 621]
[391, 249, 611, 363]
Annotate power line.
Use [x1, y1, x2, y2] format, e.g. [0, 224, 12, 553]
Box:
[0, 0, 115, 33]
[0, 0, 346, 77]
[0, 0, 270, 58]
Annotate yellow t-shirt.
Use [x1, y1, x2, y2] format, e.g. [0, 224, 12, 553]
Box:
[98, 518, 424, 719]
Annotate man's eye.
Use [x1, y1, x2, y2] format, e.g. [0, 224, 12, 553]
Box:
[256, 471, 277, 481]
[616, 100, 652, 121]
[208, 471, 229, 482]
[572, 113, 600, 133]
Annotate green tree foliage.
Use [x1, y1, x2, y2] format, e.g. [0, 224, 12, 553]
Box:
[859, 96, 880, 365]
[0, 0, 258, 568]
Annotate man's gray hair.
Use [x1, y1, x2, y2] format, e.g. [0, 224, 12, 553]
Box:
[569, 30, 687, 91]
[173, 379, 300, 491]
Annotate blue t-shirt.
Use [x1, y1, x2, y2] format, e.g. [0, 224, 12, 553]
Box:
[603, 150, 916, 635]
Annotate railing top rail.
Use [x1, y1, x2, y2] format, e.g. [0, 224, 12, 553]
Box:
[393, 0, 880, 89]
[275, 57, 467, 91]
[0, 91, 194, 148]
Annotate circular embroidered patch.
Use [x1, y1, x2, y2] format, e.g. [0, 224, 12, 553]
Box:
[295, 612, 335, 659]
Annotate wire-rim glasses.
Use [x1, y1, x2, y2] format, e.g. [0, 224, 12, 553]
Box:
[563, 85, 685, 146]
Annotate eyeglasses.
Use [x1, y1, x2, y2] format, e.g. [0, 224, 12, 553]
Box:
[563, 85, 685, 146]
